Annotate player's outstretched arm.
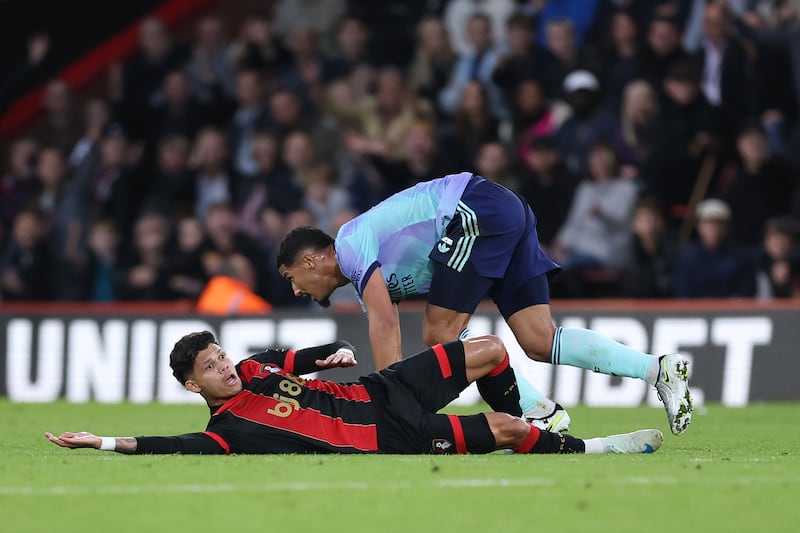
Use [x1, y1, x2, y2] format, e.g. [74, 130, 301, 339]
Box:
[361, 267, 402, 370]
[45, 431, 226, 454]
[45, 431, 137, 454]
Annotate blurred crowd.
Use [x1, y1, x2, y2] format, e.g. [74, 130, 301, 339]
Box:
[2, 0, 800, 309]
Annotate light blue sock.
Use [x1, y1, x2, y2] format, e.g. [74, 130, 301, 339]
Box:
[512, 367, 550, 415]
[460, 328, 554, 416]
[551, 327, 655, 382]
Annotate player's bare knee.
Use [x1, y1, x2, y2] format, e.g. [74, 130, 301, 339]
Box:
[482, 334, 507, 366]
[463, 334, 505, 367]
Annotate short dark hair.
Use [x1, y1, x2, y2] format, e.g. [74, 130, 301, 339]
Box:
[277, 226, 334, 268]
[170, 330, 217, 384]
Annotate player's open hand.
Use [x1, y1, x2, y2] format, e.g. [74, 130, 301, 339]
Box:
[45, 431, 101, 449]
[316, 348, 358, 368]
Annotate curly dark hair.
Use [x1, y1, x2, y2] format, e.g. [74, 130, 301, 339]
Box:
[276, 226, 334, 269]
[170, 330, 217, 384]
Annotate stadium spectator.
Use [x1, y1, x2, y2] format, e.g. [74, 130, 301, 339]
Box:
[200, 202, 272, 303]
[328, 16, 372, 80]
[643, 59, 716, 225]
[32, 79, 81, 154]
[115, 17, 189, 140]
[720, 123, 796, 246]
[70, 128, 140, 241]
[556, 70, 616, 176]
[439, 12, 507, 119]
[78, 218, 120, 302]
[301, 164, 353, 236]
[473, 141, 517, 191]
[188, 127, 238, 221]
[738, 0, 800, 157]
[162, 216, 207, 301]
[237, 130, 289, 239]
[544, 19, 587, 97]
[622, 196, 678, 298]
[674, 198, 756, 298]
[0, 137, 40, 237]
[143, 134, 193, 218]
[184, 15, 236, 103]
[517, 136, 579, 249]
[444, 0, 517, 56]
[534, 0, 600, 49]
[271, 0, 347, 52]
[116, 211, 171, 301]
[279, 27, 338, 108]
[32, 146, 81, 270]
[228, 68, 269, 178]
[0, 208, 55, 301]
[550, 141, 638, 296]
[46, 331, 664, 455]
[0, 31, 51, 114]
[492, 14, 560, 109]
[228, 13, 291, 74]
[512, 79, 567, 163]
[638, 15, 689, 94]
[682, 0, 748, 53]
[587, 9, 642, 111]
[611, 79, 660, 177]
[439, 80, 500, 172]
[68, 98, 112, 169]
[344, 119, 452, 199]
[753, 217, 799, 299]
[267, 87, 340, 163]
[331, 67, 434, 162]
[280, 130, 323, 203]
[146, 69, 215, 150]
[408, 15, 457, 111]
[694, 2, 757, 148]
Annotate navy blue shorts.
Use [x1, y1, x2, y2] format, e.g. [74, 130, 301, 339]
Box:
[427, 176, 561, 318]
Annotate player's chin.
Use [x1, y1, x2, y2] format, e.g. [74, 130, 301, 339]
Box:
[317, 297, 331, 308]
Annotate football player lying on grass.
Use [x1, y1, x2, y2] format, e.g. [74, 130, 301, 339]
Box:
[46, 331, 663, 455]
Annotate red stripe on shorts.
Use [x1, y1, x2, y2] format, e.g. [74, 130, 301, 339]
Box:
[447, 414, 468, 454]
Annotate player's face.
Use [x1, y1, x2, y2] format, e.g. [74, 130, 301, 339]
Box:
[188, 344, 242, 402]
[278, 259, 335, 308]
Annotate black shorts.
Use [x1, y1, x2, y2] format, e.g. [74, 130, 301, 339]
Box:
[361, 341, 486, 454]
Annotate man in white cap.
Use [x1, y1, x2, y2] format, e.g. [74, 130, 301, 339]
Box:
[674, 198, 757, 297]
[556, 69, 615, 176]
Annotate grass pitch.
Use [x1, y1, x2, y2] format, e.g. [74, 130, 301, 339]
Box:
[2, 401, 798, 533]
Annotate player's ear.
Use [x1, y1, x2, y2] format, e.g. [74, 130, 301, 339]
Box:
[184, 379, 201, 393]
[303, 252, 316, 269]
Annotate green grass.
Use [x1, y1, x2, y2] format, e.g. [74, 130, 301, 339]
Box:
[2, 401, 799, 533]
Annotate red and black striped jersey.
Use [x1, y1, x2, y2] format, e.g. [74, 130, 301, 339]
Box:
[135, 342, 380, 454]
[203, 351, 378, 454]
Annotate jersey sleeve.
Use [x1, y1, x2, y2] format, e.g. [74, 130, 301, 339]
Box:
[335, 219, 381, 296]
[134, 432, 226, 454]
[236, 341, 356, 377]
